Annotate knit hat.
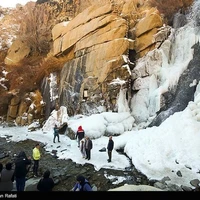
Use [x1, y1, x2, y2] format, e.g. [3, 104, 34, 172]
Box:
[76, 175, 85, 183]
[78, 126, 83, 131]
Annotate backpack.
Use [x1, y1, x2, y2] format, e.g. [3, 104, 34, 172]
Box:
[91, 184, 97, 191]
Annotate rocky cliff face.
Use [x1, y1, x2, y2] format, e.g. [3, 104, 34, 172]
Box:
[0, 0, 194, 127]
[52, 0, 165, 116]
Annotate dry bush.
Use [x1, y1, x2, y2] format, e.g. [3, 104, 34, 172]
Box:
[148, 0, 193, 25]
[6, 64, 39, 96]
[35, 56, 69, 85]
[5, 54, 68, 99]
[14, 3, 55, 55]
[18, 56, 44, 66]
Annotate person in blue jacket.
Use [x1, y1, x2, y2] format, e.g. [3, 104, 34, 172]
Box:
[53, 124, 60, 143]
[73, 175, 92, 191]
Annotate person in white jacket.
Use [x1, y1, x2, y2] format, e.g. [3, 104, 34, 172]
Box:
[80, 138, 86, 158]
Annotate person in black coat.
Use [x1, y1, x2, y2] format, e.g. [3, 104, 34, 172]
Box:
[85, 136, 93, 160]
[107, 136, 114, 162]
[13, 151, 32, 191]
[37, 170, 55, 191]
[76, 126, 85, 147]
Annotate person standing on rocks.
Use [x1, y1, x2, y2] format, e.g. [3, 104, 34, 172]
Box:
[107, 136, 114, 163]
[0, 162, 15, 191]
[76, 126, 85, 148]
[13, 151, 32, 191]
[32, 143, 41, 177]
[53, 124, 60, 143]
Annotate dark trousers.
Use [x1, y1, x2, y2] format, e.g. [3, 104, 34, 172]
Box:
[33, 160, 39, 176]
[108, 150, 112, 161]
[16, 177, 26, 191]
[53, 133, 60, 143]
[85, 149, 91, 160]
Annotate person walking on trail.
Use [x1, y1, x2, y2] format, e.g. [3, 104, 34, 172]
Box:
[85, 136, 93, 160]
[107, 136, 114, 163]
[32, 143, 41, 177]
[76, 126, 85, 147]
[53, 124, 60, 143]
[13, 151, 32, 191]
[73, 175, 92, 191]
[37, 170, 55, 191]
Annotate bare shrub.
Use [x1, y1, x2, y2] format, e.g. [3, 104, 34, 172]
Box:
[148, 0, 193, 25]
[14, 3, 54, 56]
[6, 64, 38, 96]
[35, 55, 70, 85]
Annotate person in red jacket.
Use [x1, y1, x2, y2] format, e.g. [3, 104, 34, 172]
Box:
[76, 126, 85, 148]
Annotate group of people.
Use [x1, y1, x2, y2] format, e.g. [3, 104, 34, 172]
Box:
[0, 142, 42, 191]
[76, 125, 114, 163]
[53, 124, 114, 163]
[76, 126, 93, 160]
[0, 124, 114, 192]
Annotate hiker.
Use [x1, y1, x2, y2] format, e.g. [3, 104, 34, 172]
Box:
[73, 175, 92, 191]
[37, 170, 55, 191]
[32, 143, 41, 177]
[76, 126, 85, 147]
[53, 124, 60, 143]
[85, 136, 93, 160]
[107, 136, 114, 162]
[13, 151, 32, 191]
